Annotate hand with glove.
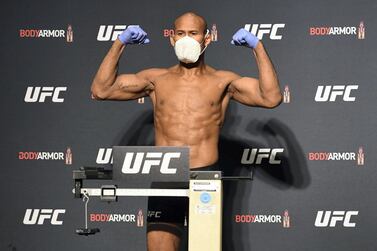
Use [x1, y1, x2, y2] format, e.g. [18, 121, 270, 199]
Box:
[118, 25, 150, 45]
[230, 28, 259, 49]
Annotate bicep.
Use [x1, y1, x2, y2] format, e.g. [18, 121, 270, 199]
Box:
[229, 77, 264, 106]
[95, 70, 153, 101]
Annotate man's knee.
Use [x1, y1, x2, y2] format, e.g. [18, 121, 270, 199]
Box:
[147, 230, 181, 251]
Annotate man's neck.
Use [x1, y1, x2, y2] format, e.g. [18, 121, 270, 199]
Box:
[177, 56, 207, 76]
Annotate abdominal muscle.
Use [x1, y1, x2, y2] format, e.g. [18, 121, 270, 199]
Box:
[153, 97, 223, 169]
[149, 69, 231, 168]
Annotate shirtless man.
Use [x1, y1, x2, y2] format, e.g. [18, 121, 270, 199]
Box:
[91, 12, 282, 251]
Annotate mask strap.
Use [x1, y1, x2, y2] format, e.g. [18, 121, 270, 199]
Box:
[200, 29, 209, 55]
[200, 29, 210, 55]
[205, 29, 210, 37]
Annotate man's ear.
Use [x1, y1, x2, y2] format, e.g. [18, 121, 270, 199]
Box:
[170, 35, 175, 47]
[204, 29, 211, 46]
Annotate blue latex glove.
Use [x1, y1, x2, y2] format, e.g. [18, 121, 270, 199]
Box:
[118, 25, 150, 45]
[230, 28, 259, 49]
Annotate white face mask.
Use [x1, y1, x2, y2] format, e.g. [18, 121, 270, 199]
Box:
[174, 29, 209, 64]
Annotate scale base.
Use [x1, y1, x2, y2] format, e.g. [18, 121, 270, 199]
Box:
[75, 228, 100, 236]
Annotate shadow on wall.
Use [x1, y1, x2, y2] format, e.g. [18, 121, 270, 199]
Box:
[115, 102, 310, 251]
[220, 102, 310, 251]
[117, 110, 155, 146]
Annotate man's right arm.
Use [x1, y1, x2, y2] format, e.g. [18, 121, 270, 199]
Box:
[91, 26, 154, 101]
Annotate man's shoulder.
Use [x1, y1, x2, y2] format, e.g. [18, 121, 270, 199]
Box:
[137, 68, 170, 81]
[139, 67, 169, 75]
[212, 69, 241, 81]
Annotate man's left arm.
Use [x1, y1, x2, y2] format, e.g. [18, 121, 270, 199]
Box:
[229, 29, 282, 108]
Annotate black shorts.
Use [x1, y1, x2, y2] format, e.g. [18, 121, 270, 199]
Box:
[147, 162, 219, 237]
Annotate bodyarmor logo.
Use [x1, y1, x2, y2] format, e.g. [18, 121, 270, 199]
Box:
[308, 147, 365, 165]
[137, 209, 144, 227]
[19, 29, 65, 38]
[121, 152, 180, 174]
[283, 85, 291, 103]
[309, 22, 365, 39]
[241, 148, 284, 165]
[18, 151, 65, 160]
[282, 210, 290, 228]
[90, 213, 135, 223]
[315, 85, 358, 102]
[357, 147, 365, 166]
[97, 25, 139, 41]
[244, 24, 285, 40]
[24, 87, 67, 103]
[314, 211, 358, 227]
[23, 209, 65, 225]
[66, 24, 73, 43]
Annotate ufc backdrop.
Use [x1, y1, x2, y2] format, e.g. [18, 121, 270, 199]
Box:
[0, 0, 376, 250]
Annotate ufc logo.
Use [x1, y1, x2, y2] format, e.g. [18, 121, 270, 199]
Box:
[97, 25, 136, 41]
[122, 152, 180, 174]
[315, 85, 358, 102]
[241, 148, 284, 164]
[24, 87, 67, 103]
[23, 209, 65, 225]
[244, 24, 285, 40]
[314, 211, 358, 227]
[148, 211, 162, 218]
[96, 148, 113, 164]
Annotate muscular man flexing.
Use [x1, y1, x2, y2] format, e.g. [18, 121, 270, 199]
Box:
[91, 12, 282, 251]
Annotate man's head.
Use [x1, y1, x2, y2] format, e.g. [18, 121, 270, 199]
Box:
[170, 12, 211, 63]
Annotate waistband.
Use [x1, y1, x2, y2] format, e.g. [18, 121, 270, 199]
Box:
[191, 162, 219, 171]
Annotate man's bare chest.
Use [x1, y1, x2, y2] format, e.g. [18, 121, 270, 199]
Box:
[150, 75, 230, 106]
